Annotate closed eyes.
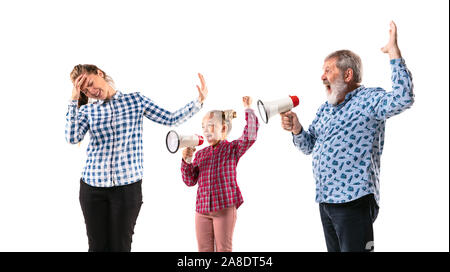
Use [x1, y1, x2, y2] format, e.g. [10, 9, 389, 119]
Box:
[82, 81, 94, 93]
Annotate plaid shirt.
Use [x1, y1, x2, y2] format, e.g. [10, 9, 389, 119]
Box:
[181, 109, 259, 214]
[293, 59, 414, 205]
[66, 90, 202, 187]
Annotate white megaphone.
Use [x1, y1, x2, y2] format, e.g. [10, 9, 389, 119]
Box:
[166, 130, 204, 153]
[257, 95, 299, 124]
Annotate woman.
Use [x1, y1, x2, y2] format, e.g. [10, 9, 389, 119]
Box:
[65, 64, 208, 252]
[181, 96, 259, 252]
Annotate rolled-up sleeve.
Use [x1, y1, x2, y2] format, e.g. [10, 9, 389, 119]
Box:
[65, 101, 89, 144]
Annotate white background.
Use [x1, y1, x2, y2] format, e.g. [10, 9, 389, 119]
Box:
[0, 0, 448, 252]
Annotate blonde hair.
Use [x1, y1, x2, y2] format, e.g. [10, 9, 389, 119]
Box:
[207, 109, 237, 137]
[70, 64, 114, 108]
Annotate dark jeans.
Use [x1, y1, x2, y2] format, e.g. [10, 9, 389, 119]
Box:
[319, 193, 379, 252]
[79, 179, 143, 252]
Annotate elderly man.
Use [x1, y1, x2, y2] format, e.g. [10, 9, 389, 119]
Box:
[281, 21, 414, 252]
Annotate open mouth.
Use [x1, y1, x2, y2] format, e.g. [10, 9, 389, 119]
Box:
[323, 80, 331, 91]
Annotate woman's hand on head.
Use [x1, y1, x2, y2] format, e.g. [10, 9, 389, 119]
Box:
[72, 74, 86, 100]
[243, 96, 252, 109]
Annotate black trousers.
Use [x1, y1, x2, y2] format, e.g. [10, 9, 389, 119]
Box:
[79, 179, 143, 252]
[319, 193, 379, 252]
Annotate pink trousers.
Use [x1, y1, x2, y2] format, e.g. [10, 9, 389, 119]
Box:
[195, 206, 237, 252]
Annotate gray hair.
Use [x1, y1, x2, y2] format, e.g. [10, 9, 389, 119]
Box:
[325, 50, 363, 83]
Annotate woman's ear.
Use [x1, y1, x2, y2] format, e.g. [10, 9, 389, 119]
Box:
[97, 69, 105, 78]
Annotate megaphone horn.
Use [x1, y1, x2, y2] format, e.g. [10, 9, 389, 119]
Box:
[166, 130, 204, 154]
[257, 95, 299, 124]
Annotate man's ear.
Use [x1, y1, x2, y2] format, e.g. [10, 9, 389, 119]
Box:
[344, 68, 354, 83]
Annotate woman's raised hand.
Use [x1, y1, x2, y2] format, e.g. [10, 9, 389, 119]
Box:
[196, 73, 208, 104]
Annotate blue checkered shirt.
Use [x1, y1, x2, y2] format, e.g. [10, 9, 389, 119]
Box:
[65, 90, 202, 187]
[293, 58, 414, 205]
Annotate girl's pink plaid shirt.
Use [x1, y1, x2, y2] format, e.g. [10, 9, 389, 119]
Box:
[181, 109, 259, 214]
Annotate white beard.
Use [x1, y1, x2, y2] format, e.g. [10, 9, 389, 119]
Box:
[326, 76, 347, 105]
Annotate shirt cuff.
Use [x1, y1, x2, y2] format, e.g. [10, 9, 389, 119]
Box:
[194, 97, 203, 110]
[292, 127, 307, 144]
[181, 158, 192, 166]
[390, 58, 405, 66]
[68, 100, 78, 106]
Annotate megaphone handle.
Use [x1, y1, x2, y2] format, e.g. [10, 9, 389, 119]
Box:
[285, 114, 295, 131]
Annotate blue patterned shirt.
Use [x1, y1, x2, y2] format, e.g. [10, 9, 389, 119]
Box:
[293, 59, 414, 205]
[65, 90, 202, 187]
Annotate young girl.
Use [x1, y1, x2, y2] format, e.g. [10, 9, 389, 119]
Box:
[181, 96, 259, 252]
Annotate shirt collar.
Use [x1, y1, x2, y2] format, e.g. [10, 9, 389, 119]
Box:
[208, 140, 228, 150]
[96, 90, 123, 105]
